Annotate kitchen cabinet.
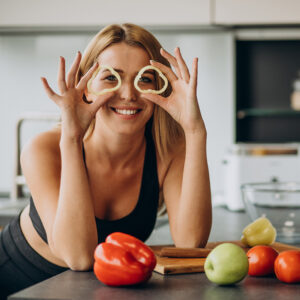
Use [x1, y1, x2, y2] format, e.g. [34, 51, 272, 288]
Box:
[2, 0, 300, 30]
[214, 0, 300, 25]
[0, 0, 211, 29]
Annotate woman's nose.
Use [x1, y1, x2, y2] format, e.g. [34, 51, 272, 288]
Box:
[119, 81, 137, 101]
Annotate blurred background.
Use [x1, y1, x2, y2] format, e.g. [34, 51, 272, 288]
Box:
[1, 0, 300, 225]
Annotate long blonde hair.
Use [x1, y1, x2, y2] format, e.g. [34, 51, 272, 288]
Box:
[77, 23, 184, 213]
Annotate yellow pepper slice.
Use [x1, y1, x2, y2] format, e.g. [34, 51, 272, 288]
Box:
[87, 65, 121, 96]
[134, 65, 168, 95]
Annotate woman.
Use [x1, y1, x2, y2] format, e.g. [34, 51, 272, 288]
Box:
[0, 23, 211, 298]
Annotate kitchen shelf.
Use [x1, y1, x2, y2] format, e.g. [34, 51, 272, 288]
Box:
[237, 108, 300, 119]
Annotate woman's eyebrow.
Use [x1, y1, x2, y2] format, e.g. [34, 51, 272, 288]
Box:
[112, 68, 124, 73]
[101, 68, 124, 73]
[102, 68, 155, 75]
[143, 70, 155, 76]
[101, 68, 123, 73]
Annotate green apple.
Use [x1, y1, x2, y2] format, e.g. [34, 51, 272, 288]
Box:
[204, 243, 248, 285]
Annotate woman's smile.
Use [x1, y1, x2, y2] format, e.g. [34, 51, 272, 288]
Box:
[110, 106, 143, 120]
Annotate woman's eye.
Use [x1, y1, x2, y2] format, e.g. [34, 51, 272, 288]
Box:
[105, 75, 117, 81]
[139, 76, 153, 84]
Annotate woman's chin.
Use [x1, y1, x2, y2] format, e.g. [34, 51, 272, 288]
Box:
[110, 124, 146, 136]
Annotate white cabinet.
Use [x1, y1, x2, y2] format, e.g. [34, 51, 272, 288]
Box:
[2, 0, 300, 29]
[214, 0, 300, 25]
[0, 0, 211, 29]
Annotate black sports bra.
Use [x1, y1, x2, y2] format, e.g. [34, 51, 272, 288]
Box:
[29, 124, 159, 244]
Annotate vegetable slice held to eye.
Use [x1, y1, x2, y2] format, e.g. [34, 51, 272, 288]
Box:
[87, 65, 121, 96]
[134, 65, 168, 94]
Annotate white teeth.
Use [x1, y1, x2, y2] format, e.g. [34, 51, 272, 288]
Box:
[115, 109, 139, 115]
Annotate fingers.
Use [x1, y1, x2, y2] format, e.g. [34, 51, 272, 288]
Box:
[174, 47, 190, 83]
[89, 92, 115, 114]
[41, 77, 60, 103]
[76, 61, 99, 91]
[150, 60, 177, 83]
[160, 48, 182, 79]
[66, 51, 82, 88]
[141, 93, 168, 110]
[58, 56, 67, 94]
[160, 47, 190, 83]
[189, 57, 198, 92]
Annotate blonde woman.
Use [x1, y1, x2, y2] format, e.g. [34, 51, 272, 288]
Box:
[0, 23, 211, 298]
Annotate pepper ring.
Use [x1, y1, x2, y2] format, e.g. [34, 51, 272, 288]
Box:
[134, 65, 168, 95]
[87, 65, 122, 96]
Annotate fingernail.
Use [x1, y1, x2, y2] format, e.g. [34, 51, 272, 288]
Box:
[150, 60, 155, 64]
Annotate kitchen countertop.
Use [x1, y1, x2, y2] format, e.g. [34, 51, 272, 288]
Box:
[8, 206, 300, 300]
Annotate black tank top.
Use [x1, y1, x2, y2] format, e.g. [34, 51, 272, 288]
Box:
[29, 124, 159, 243]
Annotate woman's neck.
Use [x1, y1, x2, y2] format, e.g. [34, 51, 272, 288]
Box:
[85, 123, 146, 170]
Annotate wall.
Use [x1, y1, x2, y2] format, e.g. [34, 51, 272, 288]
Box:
[0, 29, 234, 200]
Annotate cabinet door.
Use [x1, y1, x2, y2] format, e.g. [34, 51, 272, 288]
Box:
[214, 0, 300, 25]
[0, 0, 211, 28]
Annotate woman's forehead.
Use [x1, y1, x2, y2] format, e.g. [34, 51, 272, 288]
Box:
[97, 43, 150, 72]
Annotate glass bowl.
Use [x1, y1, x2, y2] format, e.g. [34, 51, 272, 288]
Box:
[241, 182, 300, 244]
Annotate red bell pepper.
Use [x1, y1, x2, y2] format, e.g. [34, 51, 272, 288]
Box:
[94, 232, 157, 286]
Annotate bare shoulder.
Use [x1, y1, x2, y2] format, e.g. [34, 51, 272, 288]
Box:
[20, 126, 61, 171]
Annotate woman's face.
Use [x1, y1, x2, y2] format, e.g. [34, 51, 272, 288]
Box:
[89, 42, 156, 136]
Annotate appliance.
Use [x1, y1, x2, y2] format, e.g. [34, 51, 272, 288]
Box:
[222, 143, 300, 211]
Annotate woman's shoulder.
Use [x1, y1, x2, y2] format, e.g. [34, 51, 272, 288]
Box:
[21, 126, 61, 167]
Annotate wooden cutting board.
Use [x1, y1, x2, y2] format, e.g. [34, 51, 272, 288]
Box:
[150, 241, 300, 275]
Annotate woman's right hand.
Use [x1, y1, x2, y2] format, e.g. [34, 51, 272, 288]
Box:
[41, 51, 113, 140]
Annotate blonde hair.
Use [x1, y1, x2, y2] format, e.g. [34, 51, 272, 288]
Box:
[77, 23, 184, 213]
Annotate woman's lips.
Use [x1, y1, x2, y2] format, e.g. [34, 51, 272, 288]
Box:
[110, 106, 142, 120]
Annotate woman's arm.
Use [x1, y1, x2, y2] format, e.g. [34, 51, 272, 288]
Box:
[21, 52, 113, 270]
[21, 130, 97, 270]
[143, 47, 212, 248]
[162, 131, 212, 248]
[56, 135, 98, 269]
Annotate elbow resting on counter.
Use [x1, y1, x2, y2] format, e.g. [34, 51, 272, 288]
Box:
[174, 234, 210, 249]
[174, 240, 208, 249]
[48, 240, 95, 272]
[173, 222, 212, 249]
[66, 256, 94, 272]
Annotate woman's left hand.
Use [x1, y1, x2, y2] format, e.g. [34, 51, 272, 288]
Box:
[143, 47, 206, 135]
